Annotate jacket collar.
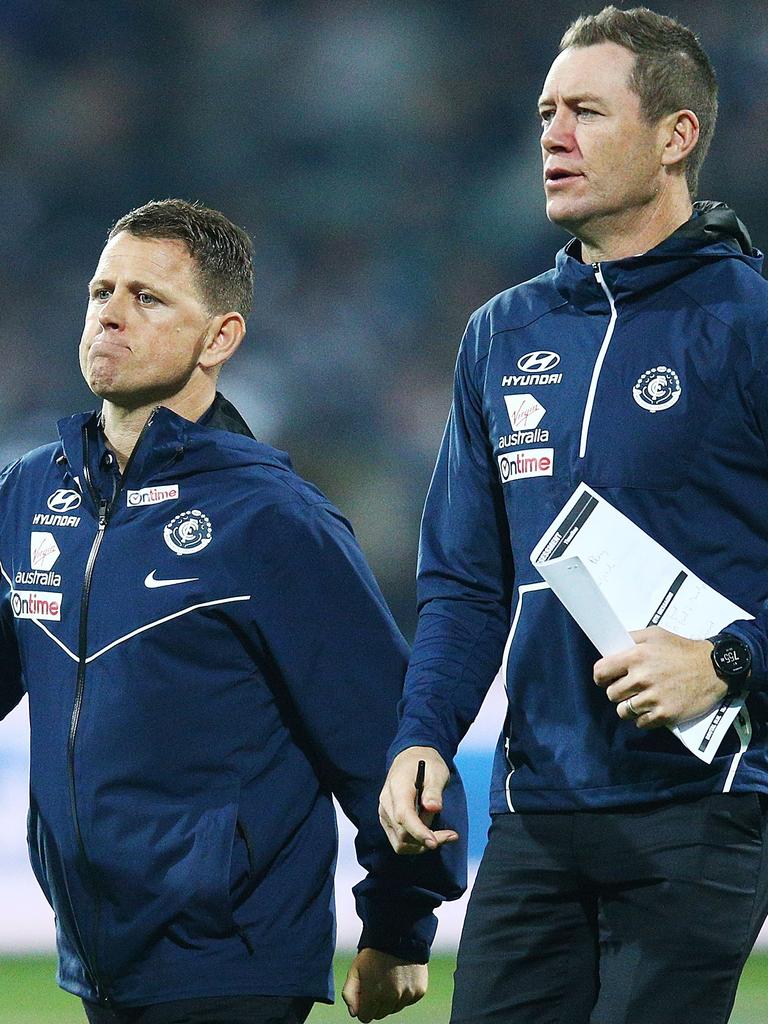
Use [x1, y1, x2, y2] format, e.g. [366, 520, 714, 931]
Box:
[198, 392, 255, 439]
[552, 201, 763, 315]
[56, 393, 255, 496]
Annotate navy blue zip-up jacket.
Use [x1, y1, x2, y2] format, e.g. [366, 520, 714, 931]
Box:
[390, 203, 768, 812]
[0, 395, 466, 1006]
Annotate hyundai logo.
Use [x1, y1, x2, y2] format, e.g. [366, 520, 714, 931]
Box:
[47, 489, 82, 513]
[517, 351, 561, 373]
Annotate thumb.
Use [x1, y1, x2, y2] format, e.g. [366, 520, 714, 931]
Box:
[342, 965, 360, 1017]
[420, 783, 444, 815]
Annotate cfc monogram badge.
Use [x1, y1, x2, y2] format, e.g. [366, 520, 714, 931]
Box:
[163, 509, 213, 555]
[632, 366, 682, 412]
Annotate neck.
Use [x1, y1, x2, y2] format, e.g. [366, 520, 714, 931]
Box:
[101, 379, 216, 472]
[578, 187, 693, 264]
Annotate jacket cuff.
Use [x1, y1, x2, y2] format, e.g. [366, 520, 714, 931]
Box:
[356, 898, 437, 964]
[722, 619, 767, 690]
[386, 729, 456, 771]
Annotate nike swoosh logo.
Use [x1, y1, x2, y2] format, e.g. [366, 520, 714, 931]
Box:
[144, 570, 199, 589]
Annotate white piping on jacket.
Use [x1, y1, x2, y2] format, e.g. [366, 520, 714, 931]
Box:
[1, 556, 250, 665]
[85, 596, 251, 663]
[578, 264, 617, 459]
[499, 581, 551, 812]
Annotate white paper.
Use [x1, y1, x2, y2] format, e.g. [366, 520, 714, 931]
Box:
[530, 484, 750, 763]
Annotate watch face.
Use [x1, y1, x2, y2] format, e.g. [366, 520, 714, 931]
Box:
[713, 637, 751, 677]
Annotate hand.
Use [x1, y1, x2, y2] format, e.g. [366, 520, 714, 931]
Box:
[593, 626, 728, 729]
[342, 948, 427, 1021]
[378, 746, 459, 854]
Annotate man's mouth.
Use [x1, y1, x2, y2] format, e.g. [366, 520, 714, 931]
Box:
[545, 168, 582, 183]
[89, 338, 130, 355]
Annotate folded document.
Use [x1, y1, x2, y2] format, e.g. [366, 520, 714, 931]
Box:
[530, 484, 750, 763]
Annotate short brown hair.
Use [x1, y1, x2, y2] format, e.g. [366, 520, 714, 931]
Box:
[109, 199, 254, 317]
[560, 6, 718, 196]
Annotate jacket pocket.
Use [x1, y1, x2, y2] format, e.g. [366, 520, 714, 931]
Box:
[229, 817, 256, 905]
[90, 783, 242, 973]
[27, 801, 55, 907]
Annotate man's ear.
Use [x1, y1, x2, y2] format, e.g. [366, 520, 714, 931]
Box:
[660, 108, 699, 170]
[199, 312, 246, 370]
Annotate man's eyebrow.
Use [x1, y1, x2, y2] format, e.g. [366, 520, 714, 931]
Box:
[88, 276, 168, 295]
[538, 92, 607, 108]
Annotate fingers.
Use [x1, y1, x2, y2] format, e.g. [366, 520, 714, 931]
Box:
[419, 779, 444, 815]
[378, 802, 458, 854]
[342, 965, 361, 1018]
[593, 633, 666, 687]
[609, 688, 667, 729]
[593, 650, 632, 687]
[378, 747, 458, 854]
[616, 695, 644, 721]
[347, 952, 428, 1021]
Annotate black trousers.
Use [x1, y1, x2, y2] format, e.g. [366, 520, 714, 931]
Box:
[450, 792, 768, 1024]
[82, 994, 314, 1024]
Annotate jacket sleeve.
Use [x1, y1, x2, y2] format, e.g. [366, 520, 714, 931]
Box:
[726, 357, 768, 688]
[388, 316, 514, 766]
[0, 462, 25, 719]
[249, 498, 466, 963]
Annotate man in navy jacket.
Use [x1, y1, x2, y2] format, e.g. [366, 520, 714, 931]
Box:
[380, 7, 768, 1024]
[0, 199, 465, 1024]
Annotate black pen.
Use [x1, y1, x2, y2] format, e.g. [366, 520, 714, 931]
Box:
[415, 759, 426, 811]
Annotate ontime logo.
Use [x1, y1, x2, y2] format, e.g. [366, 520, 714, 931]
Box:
[497, 448, 554, 483]
[11, 590, 62, 621]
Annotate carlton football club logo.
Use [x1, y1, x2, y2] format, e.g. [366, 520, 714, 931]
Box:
[163, 509, 213, 555]
[632, 366, 682, 413]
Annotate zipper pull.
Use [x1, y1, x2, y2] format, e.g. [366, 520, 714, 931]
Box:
[98, 499, 109, 529]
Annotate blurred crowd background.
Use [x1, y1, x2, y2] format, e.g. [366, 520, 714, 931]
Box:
[0, 0, 766, 634]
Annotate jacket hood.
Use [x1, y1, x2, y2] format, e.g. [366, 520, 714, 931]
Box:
[553, 201, 764, 313]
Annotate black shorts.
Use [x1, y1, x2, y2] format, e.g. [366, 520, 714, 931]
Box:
[451, 792, 768, 1024]
[82, 994, 314, 1024]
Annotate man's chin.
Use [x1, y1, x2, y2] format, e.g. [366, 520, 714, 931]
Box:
[545, 199, 588, 234]
[85, 378, 143, 408]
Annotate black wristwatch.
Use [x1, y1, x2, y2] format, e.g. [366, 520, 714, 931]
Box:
[708, 633, 753, 695]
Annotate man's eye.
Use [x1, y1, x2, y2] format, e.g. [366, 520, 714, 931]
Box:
[92, 289, 111, 302]
[137, 292, 157, 305]
[577, 107, 598, 119]
[539, 110, 554, 125]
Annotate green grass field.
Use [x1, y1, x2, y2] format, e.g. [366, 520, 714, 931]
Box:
[0, 953, 765, 1023]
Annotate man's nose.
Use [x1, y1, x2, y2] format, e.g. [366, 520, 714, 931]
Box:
[97, 292, 127, 329]
[541, 110, 574, 153]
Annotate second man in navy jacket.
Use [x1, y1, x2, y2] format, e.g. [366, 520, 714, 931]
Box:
[0, 199, 465, 1024]
[380, 7, 768, 1024]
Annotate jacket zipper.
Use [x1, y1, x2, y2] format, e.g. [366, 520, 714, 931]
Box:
[66, 412, 156, 1002]
[578, 263, 617, 458]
